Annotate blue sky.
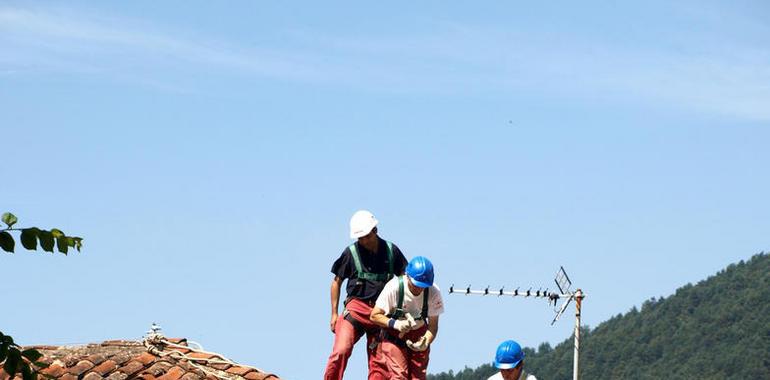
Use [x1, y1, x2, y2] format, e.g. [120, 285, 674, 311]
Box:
[2, 1, 769, 379]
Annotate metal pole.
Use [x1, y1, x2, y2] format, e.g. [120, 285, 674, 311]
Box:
[573, 289, 583, 380]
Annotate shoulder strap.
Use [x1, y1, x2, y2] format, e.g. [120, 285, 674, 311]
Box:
[386, 240, 394, 278]
[349, 241, 393, 282]
[387, 275, 406, 319]
[395, 276, 429, 320]
[349, 243, 364, 275]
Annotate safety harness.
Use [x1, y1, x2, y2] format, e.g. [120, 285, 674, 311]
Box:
[387, 275, 430, 321]
[342, 241, 397, 341]
[349, 240, 395, 283]
[379, 275, 431, 350]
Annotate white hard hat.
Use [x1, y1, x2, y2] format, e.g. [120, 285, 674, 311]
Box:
[350, 210, 379, 239]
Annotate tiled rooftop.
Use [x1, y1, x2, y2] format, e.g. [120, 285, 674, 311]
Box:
[0, 337, 280, 380]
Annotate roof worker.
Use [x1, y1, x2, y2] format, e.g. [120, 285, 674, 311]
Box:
[487, 340, 537, 380]
[324, 210, 409, 380]
[369, 256, 444, 380]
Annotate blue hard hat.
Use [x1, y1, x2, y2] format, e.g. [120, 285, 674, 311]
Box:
[406, 256, 434, 288]
[494, 340, 524, 369]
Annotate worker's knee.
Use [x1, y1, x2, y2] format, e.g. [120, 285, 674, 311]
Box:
[330, 319, 359, 354]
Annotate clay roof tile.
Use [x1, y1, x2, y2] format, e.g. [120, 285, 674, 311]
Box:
[156, 366, 186, 380]
[116, 360, 146, 376]
[82, 372, 104, 380]
[68, 360, 96, 376]
[91, 359, 119, 376]
[0, 338, 281, 380]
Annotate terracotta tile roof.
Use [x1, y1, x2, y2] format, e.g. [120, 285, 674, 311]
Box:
[0, 338, 280, 380]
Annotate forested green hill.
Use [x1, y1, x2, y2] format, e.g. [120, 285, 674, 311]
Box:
[429, 252, 770, 380]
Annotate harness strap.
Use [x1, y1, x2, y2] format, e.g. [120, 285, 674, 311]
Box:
[349, 241, 395, 282]
[343, 313, 376, 336]
[389, 275, 430, 320]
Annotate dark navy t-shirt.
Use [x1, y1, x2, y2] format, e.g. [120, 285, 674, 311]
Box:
[331, 237, 408, 301]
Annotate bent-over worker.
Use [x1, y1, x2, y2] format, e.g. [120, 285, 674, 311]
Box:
[369, 256, 444, 380]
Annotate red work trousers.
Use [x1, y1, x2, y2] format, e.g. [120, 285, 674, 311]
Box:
[369, 326, 430, 380]
[323, 298, 380, 380]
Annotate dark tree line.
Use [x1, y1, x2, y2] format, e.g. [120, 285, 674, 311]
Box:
[430, 252, 770, 380]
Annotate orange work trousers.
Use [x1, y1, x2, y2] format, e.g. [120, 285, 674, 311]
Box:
[369, 325, 430, 380]
[323, 298, 380, 380]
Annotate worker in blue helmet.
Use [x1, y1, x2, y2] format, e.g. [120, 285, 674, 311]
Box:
[488, 340, 537, 380]
[369, 256, 445, 380]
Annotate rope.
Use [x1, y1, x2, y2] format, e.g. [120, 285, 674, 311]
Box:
[142, 334, 269, 379]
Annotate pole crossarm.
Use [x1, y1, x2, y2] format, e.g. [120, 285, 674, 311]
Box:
[447, 267, 586, 380]
[448, 285, 573, 301]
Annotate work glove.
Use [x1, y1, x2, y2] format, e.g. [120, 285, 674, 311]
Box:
[400, 317, 426, 338]
[406, 330, 433, 352]
[391, 313, 416, 335]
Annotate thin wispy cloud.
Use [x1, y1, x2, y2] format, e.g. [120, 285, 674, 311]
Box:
[0, 7, 327, 84]
[2, 5, 769, 121]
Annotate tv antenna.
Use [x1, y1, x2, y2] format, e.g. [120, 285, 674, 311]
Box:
[449, 266, 586, 380]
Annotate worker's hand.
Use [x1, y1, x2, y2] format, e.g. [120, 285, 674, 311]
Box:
[399, 314, 424, 338]
[330, 313, 338, 333]
[391, 313, 416, 334]
[406, 330, 433, 352]
[406, 336, 429, 352]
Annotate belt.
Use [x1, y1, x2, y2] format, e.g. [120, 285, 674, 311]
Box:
[345, 297, 377, 307]
[362, 298, 376, 307]
[380, 330, 408, 349]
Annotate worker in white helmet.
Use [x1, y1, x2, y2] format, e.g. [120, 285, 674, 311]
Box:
[323, 210, 409, 380]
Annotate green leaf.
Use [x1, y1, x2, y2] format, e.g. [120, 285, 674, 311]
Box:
[38, 230, 54, 253]
[20, 228, 39, 250]
[0, 342, 8, 362]
[50, 229, 64, 239]
[21, 348, 43, 362]
[21, 362, 33, 380]
[0, 231, 14, 253]
[5, 348, 21, 378]
[56, 236, 68, 255]
[1, 212, 18, 228]
[1, 333, 15, 345]
[73, 237, 83, 252]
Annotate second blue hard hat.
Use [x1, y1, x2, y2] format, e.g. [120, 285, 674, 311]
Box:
[406, 256, 434, 288]
[494, 340, 524, 369]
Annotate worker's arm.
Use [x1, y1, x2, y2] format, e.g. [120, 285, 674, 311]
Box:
[426, 315, 439, 344]
[330, 276, 344, 333]
[371, 306, 415, 333]
[369, 306, 391, 329]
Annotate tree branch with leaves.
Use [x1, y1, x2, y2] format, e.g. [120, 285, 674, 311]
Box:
[1, 212, 84, 380]
[0, 212, 82, 254]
